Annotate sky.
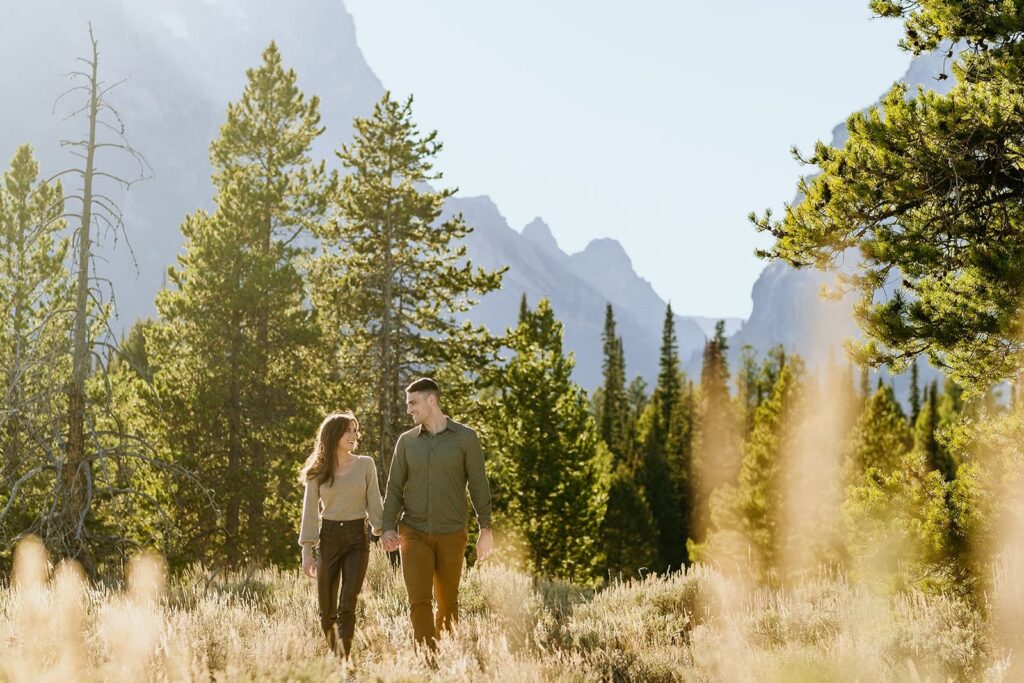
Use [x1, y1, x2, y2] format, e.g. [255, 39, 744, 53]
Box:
[344, 1, 910, 319]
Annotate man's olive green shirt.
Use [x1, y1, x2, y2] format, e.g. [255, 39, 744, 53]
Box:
[382, 417, 492, 535]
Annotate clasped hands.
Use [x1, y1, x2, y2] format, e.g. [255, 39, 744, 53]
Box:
[379, 528, 493, 560]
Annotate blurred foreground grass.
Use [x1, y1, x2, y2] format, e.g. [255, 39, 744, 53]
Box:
[0, 537, 1014, 682]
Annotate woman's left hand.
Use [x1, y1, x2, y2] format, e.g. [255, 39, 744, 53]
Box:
[302, 553, 317, 579]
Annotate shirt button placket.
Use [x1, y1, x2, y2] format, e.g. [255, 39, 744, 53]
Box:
[426, 435, 433, 535]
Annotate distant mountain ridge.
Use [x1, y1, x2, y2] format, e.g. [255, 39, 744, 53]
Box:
[0, 1, 944, 395]
[445, 196, 709, 387]
[0, 0, 724, 390]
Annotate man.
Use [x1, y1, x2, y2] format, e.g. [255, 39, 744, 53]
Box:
[381, 377, 494, 648]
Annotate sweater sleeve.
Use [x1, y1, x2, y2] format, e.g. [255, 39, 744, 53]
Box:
[298, 478, 321, 548]
[365, 458, 385, 536]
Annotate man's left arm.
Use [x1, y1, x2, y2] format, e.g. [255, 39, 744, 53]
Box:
[464, 430, 494, 560]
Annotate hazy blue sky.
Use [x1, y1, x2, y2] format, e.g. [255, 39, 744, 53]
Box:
[344, 1, 909, 318]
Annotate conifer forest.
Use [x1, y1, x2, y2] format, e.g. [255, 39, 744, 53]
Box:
[4, 2, 1024, 680]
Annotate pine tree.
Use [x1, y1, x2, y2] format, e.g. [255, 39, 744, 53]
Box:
[691, 352, 803, 580]
[490, 298, 608, 583]
[909, 359, 921, 424]
[308, 92, 504, 484]
[601, 464, 659, 580]
[693, 320, 738, 540]
[915, 382, 955, 481]
[752, 2, 1024, 391]
[636, 302, 690, 571]
[596, 304, 628, 460]
[147, 43, 331, 566]
[735, 344, 763, 436]
[938, 376, 965, 427]
[656, 303, 681, 428]
[0, 145, 71, 548]
[666, 380, 697, 562]
[844, 383, 912, 478]
[844, 450, 957, 593]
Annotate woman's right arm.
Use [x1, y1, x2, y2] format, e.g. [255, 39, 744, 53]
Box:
[298, 478, 319, 576]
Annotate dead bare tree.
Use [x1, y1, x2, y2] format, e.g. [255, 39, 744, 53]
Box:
[0, 26, 217, 576]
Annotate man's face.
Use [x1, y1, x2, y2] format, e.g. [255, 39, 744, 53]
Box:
[406, 391, 431, 425]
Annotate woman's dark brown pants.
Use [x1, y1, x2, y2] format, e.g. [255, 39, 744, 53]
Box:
[316, 518, 370, 657]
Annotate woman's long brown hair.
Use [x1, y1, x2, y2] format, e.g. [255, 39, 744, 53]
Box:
[299, 411, 358, 488]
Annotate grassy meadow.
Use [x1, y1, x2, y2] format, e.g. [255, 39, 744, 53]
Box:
[2, 536, 1019, 682]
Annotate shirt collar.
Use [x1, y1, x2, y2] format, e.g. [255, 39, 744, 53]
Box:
[416, 416, 456, 437]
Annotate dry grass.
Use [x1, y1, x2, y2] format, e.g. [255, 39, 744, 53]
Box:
[0, 536, 1014, 682]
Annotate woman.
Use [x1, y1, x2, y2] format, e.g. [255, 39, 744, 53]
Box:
[298, 410, 383, 660]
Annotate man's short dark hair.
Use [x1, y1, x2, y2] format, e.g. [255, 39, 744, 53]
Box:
[406, 377, 440, 397]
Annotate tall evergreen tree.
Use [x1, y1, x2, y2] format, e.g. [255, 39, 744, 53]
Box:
[655, 303, 681, 429]
[844, 383, 912, 478]
[694, 320, 738, 540]
[308, 92, 504, 484]
[938, 376, 965, 427]
[909, 359, 921, 425]
[666, 380, 697, 561]
[691, 353, 804, 580]
[601, 464, 659, 580]
[596, 304, 628, 460]
[490, 298, 608, 583]
[735, 345, 763, 437]
[636, 302, 690, 571]
[915, 382, 955, 481]
[0, 146, 70, 552]
[147, 43, 331, 566]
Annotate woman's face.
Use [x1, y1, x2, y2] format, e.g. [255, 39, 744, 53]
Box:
[337, 421, 359, 454]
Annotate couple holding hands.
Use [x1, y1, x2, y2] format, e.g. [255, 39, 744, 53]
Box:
[298, 377, 494, 661]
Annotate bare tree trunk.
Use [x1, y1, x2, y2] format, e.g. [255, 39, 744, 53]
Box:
[56, 34, 100, 574]
[225, 323, 242, 566]
[246, 200, 274, 560]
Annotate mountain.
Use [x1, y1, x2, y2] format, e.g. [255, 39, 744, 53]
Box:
[447, 197, 708, 387]
[0, 0, 384, 330]
[0, 1, 711, 390]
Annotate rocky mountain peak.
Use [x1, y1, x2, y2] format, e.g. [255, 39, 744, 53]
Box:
[522, 217, 559, 252]
[573, 237, 634, 272]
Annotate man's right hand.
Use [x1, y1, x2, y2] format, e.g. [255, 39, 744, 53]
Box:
[381, 530, 400, 552]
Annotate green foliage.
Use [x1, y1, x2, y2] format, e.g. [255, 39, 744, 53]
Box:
[636, 302, 694, 571]
[693, 321, 739, 541]
[596, 304, 629, 461]
[488, 297, 609, 584]
[308, 92, 503, 477]
[909, 360, 921, 424]
[601, 464, 660, 581]
[844, 451, 962, 593]
[914, 382, 956, 480]
[693, 351, 804, 581]
[754, 3, 1024, 393]
[0, 145, 70, 555]
[146, 43, 330, 567]
[844, 384, 912, 478]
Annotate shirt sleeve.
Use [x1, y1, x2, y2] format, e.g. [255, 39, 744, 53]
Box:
[382, 436, 408, 533]
[298, 477, 321, 548]
[365, 458, 385, 536]
[464, 429, 492, 530]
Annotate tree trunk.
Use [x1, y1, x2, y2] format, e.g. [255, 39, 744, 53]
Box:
[57, 38, 99, 574]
